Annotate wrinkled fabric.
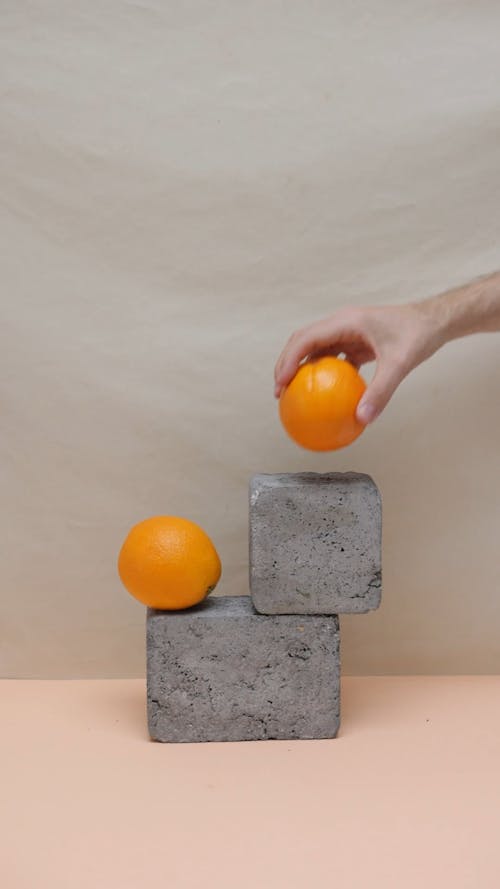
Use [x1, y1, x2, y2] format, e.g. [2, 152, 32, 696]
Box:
[2, 1, 500, 676]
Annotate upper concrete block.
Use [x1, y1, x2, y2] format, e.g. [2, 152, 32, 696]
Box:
[249, 472, 382, 615]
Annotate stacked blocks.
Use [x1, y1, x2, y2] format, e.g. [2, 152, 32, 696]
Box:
[147, 472, 382, 743]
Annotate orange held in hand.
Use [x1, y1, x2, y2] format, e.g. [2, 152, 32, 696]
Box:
[118, 516, 221, 610]
[279, 355, 366, 451]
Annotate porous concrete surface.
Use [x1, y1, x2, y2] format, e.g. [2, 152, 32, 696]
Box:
[249, 472, 382, 615]
[147, 595, 340, 742]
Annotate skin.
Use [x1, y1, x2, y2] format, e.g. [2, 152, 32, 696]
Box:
[274, 270, 500, 425]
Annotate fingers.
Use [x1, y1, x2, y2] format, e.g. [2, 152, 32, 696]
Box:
[274, 321, 346, 397]
[274, 328, 320, 395]
[356, 359, 405, 424]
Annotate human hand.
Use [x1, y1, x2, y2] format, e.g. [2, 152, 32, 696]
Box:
[274, 303, 443, 424]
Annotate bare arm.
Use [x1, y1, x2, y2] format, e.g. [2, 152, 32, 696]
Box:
[419, 271, 500, 340]
[274, 270, 500, 425]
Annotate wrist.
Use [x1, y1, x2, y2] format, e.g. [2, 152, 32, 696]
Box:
[413, 271, 500, 344]
[410, 296, 451, 356]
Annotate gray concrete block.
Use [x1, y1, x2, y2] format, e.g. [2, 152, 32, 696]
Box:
[147, 596, 340, 743]
[249, 472, 382, 615]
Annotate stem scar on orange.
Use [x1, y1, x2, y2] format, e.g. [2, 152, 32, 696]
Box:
[117, 516, 221, 610]
[279, 355, 366, 451]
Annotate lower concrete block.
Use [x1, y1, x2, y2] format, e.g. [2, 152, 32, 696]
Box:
[147, 596, 340, 743]
[249, 472, 382, 615]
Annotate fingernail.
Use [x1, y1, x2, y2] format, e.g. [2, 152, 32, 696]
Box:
[357, 401, 377, 424]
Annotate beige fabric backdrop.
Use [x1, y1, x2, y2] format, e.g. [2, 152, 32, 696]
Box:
[2, 1, 499, 678]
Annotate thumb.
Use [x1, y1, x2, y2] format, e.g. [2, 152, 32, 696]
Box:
[356, 360, 404, 425]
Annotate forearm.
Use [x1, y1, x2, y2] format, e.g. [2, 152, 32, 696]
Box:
[417, 270, 500, 346]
